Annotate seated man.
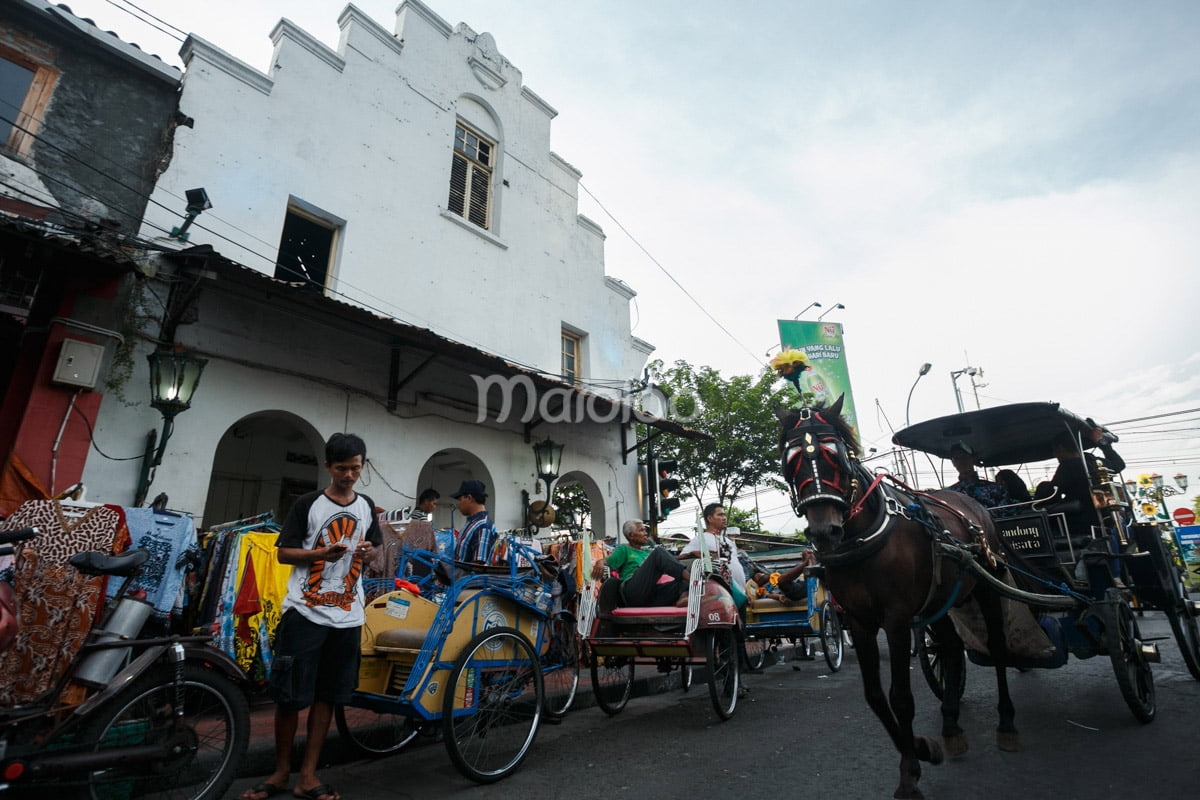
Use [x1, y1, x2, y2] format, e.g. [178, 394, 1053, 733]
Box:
[593, 519, 690, 614]
[947, 442, 1011, 510]
[746, 571, 799, 607]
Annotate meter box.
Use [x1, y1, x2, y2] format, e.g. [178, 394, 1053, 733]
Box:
[52, 339, 105, 390]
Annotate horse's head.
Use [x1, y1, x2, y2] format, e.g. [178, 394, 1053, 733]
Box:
[775, 395, 863, 551]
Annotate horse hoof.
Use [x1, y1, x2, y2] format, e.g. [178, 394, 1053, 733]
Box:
[916, 735, 944, 765]
[997, 729, 1020, 752]
[944, 732, 969, 757]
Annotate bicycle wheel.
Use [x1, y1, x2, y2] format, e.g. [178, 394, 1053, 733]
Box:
[705, 628, 739, 721]
[541, 614, 581, 718]
[442, 627, 542, 784]
[820, 600, 844, 672]
[589, 648, 634, 715]
[335, 704, 418, 757]
[77, 663, 249, 800]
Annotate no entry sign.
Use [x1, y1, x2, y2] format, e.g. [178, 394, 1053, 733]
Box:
[1173, 507, 1197, 526]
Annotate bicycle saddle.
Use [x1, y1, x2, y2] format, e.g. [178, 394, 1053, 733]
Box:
[69, 548, 151, 577]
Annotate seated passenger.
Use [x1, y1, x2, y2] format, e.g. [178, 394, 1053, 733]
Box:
[1035, 428, 1125, 541]
[947, 443, 1011, 509]
[679, 504, 746, 607]
[746, 571, 799, 606]
[593, 519, 690, 611]
[995, 469, 1031, 504]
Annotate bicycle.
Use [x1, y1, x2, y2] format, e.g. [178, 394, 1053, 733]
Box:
[0, 526, 250, 799]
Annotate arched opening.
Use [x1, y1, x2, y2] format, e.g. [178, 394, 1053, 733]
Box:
[202, 411, 323, 528]
[414, 447, 494, 531]
[543, 469, 605, 542]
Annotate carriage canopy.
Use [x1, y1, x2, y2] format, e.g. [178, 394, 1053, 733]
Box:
[892, 402, 1109, 466]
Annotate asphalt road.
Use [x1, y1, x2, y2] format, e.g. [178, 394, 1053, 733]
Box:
[232, 613, 1200, 800]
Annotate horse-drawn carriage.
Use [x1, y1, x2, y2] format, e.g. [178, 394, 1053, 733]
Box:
[775, 396, 1200, 799]
[895, 401, 1200, 698]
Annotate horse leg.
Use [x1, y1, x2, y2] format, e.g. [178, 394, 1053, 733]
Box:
[884, 623, 940, 799]
[978, 591, 1018, 751]
[932, 617, 969, 757]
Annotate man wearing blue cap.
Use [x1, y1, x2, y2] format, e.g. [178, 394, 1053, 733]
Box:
[451, 479, 496, 564]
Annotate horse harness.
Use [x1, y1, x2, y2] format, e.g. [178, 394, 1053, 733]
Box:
[783, 407, 1002, 624]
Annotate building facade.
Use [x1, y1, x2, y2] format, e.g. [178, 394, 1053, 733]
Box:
[66, 1, 673, 536]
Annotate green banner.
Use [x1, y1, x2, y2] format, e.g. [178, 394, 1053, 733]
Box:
[776, 320, 860, 436]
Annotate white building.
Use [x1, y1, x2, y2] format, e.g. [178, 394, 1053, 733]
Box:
[80, 1, 694, 536]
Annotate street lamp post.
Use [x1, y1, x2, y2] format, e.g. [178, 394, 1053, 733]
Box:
[816, 303, 845, 321]
[1125, 472, 1191, 563]
[905, 362, 933, 428]
[950, 366, 983, 413]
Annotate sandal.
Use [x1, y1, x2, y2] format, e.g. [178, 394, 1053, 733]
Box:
[294, 784, 340, 800]
[239, 782, 288, 800]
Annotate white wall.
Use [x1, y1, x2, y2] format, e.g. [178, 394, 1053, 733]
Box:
[140, 0, 649, 392]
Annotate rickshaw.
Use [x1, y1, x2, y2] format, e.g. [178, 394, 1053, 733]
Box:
[741, 556, 844, 672]
[331, 534, 572, 784]
[578, 536, 742, 720]
[893, 401, 1200, 715]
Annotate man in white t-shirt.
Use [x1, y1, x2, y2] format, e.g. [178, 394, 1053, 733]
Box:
[680, 504, 747, 593]
[240, 433, 381, 800]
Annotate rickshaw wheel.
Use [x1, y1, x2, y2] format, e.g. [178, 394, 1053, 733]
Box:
[542, 613, 581, 718]
[443, 627, 543, 783]
[916, 625, 966, 701]
[589, 648, 634, 715]
[820, 600, 844, 672]
[1104, 589, 1156, 723]
[744, 636, 768, 671]
[335, 704, 419, 757]
[705, 628, 739, 720]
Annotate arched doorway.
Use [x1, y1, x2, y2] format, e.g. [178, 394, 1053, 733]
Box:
[414, 448, 494, 531]
[202, 411, 323, 528]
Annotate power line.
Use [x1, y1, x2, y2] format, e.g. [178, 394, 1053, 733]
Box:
[578, 181, 764, 367]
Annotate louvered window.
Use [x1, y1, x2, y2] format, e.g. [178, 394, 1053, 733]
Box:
[448, 123, 493, 229]
[562, 330, 582, 384]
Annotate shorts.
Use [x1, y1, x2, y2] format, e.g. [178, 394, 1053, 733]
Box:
[268, 608, 361, 711]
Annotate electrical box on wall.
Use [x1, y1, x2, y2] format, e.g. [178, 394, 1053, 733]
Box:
[52, 339, 105, 390]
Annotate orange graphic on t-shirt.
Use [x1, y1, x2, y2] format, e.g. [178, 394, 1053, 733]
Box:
[303, 511, 363, 610]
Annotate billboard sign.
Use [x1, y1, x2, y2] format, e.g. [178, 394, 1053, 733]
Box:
[776, 320, 860, 437]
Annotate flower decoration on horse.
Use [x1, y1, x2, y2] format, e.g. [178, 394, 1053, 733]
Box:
[769, 347, 815, 404]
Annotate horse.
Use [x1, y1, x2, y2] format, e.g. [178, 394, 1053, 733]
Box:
[776, 397, 1016, 800]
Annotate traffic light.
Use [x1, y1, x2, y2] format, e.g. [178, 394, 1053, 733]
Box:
[657, 459, 681, 517]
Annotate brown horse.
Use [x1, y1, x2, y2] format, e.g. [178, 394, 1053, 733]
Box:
[777, 398, 1016, 800]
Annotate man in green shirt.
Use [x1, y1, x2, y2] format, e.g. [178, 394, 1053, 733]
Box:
[593, 519, 689, 608]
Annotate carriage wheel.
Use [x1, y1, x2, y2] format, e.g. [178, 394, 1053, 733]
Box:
[916, 625, 966, 701]
[589, 648, 635, 715]
[541, 613, 581, 718]
[705, 628, 739, 720]
[744, 636, 768, 671]
[820, 600, 844, 672]
[442, 627, 543, 783]
[1104, 589, 1156, 723]
[1163, 586, 1200, 681]
[335, 704, 419, 757]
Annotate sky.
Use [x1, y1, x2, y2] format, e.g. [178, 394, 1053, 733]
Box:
[59, 0, 1200, 531]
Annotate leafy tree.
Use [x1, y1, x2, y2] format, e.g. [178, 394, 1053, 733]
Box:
[551, 481, 590, 533]
[646, 359, 794, 511]
[725, 505, 761, 533]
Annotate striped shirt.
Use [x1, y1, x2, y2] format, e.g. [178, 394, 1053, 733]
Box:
[455, 510, 496, 563]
